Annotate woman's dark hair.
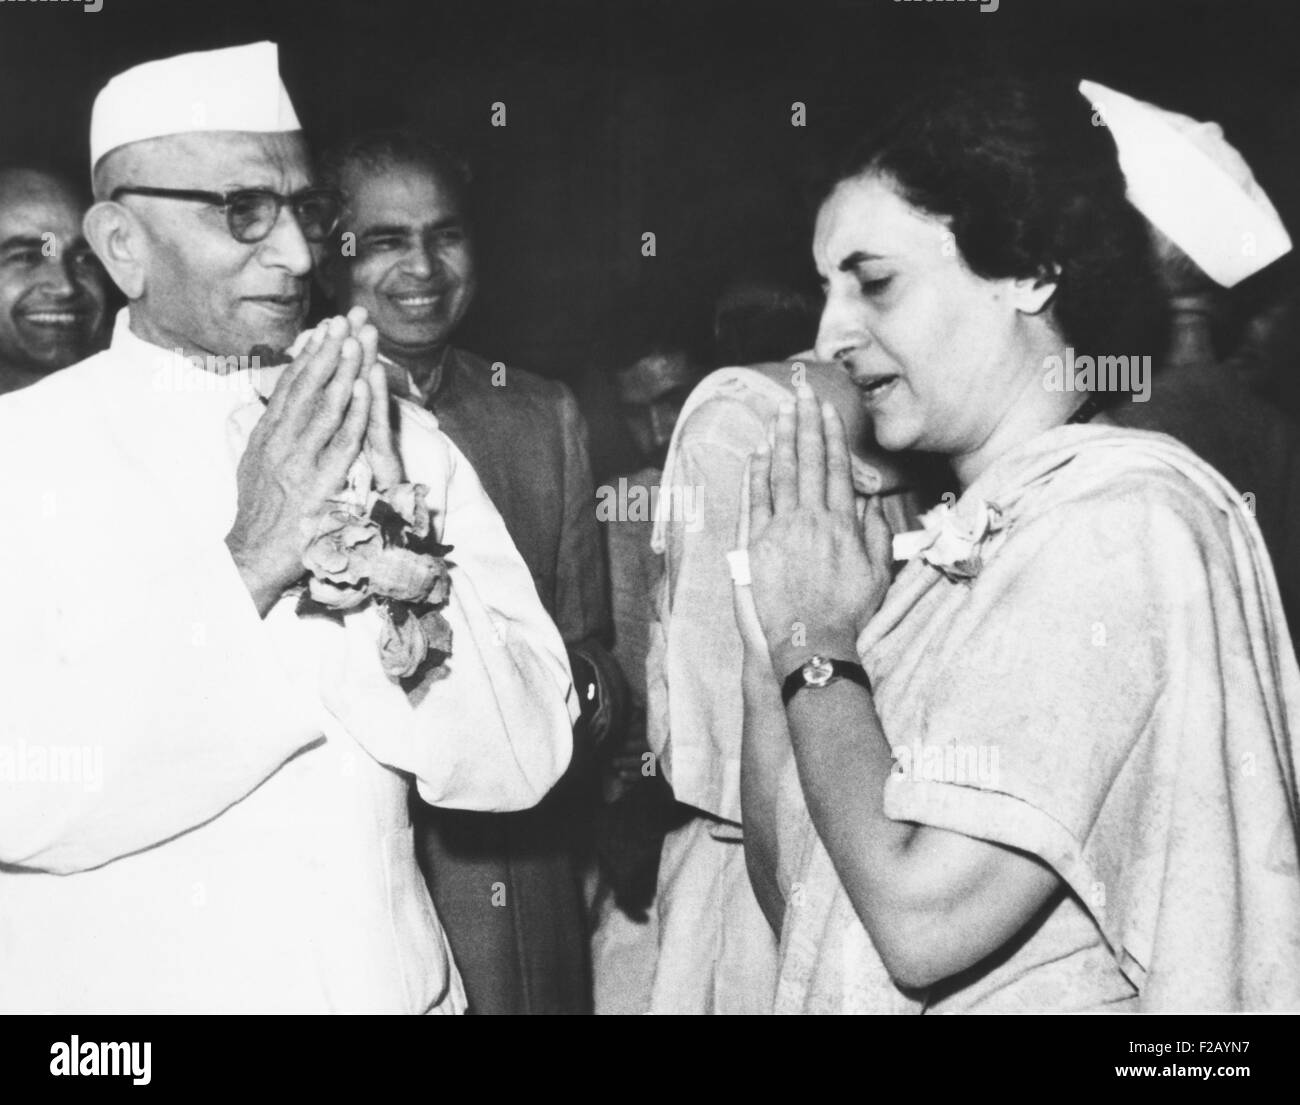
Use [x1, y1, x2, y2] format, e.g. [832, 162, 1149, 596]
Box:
[827, 75, 1166, 361]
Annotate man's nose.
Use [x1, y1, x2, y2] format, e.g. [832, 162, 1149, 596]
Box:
[401, 243, 437, 280]
[41, 255, 78, 298]
[814, 289, 867, 364]
[259, 206, 313, 276]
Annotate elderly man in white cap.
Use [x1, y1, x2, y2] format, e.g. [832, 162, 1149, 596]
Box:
[0, 41, 577, 1013]
[1080, 80, 1300, 644]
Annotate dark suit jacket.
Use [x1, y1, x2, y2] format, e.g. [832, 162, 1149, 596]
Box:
[427, 347, 609, 648]
[413, 346, 612, 1014]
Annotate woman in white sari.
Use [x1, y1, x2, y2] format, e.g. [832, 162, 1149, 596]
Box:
[737, 77, 1300, 1013]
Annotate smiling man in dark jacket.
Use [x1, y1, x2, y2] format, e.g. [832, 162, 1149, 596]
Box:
[317, 129, 619, 1014]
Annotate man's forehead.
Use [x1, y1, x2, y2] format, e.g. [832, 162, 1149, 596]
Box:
[0, 175, 83, 238]
[123, 130, 310, 188]
[343, 161, 463, 228]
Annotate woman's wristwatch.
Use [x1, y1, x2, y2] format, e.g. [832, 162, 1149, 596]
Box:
[780, 655, 873, 706]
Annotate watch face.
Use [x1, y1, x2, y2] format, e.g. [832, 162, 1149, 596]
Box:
[803, 655, 835, 688]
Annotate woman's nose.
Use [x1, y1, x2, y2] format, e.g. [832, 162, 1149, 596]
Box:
[814, 290, 867, 364]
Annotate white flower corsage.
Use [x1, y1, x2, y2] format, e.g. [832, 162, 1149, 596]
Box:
[891, 499, 1004, 581]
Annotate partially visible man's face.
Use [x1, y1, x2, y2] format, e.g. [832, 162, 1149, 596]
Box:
[111, 131, 315, 358]
[0, 171, 107, 377]
[327, 160, 476, 364]
[614, 351, 699, 469]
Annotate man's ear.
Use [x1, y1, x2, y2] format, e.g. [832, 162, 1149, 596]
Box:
[83, 202, 146, 300]
[1009, 264, 1060, 316]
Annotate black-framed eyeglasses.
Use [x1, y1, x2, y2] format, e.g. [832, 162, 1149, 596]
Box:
[109, 185, 342, 244]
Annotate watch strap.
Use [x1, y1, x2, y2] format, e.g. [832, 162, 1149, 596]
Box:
[781, 657, 873, 706]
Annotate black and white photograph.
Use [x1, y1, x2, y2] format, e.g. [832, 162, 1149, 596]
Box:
[0, 0, 1298, 1070]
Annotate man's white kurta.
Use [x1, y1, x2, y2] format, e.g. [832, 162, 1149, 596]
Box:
[0, 312, 577, 1013]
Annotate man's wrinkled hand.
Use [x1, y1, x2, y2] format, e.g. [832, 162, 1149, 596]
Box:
[341, 306, 404, 491]
[225, 315, 373, 616]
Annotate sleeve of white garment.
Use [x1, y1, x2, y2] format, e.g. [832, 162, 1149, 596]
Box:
[393, 402, 578, 810]
[655, 406, 762, 825]
[0, 408, 322, 873]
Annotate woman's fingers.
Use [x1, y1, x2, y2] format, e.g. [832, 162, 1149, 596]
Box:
[770, 400, 799, 513]
[747, 445, 773, 539]
[822, 401, 855, 515]
[795, 384, 826, 508]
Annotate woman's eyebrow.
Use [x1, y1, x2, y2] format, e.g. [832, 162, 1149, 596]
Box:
[838, 250, 885, 271]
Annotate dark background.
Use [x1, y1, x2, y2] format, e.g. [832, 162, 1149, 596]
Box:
[2, 0, 1298, 462]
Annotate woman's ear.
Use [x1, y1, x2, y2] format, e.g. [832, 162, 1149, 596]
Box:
[83, 202, 146, 300]
[1009, 264, 1061, 316]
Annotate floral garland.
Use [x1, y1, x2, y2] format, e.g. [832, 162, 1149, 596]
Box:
[299, 474, 454, 682]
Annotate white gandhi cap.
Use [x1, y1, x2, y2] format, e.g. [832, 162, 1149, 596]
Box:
[1079, 79, 1291, 288]
[90, 41, 302, 170]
